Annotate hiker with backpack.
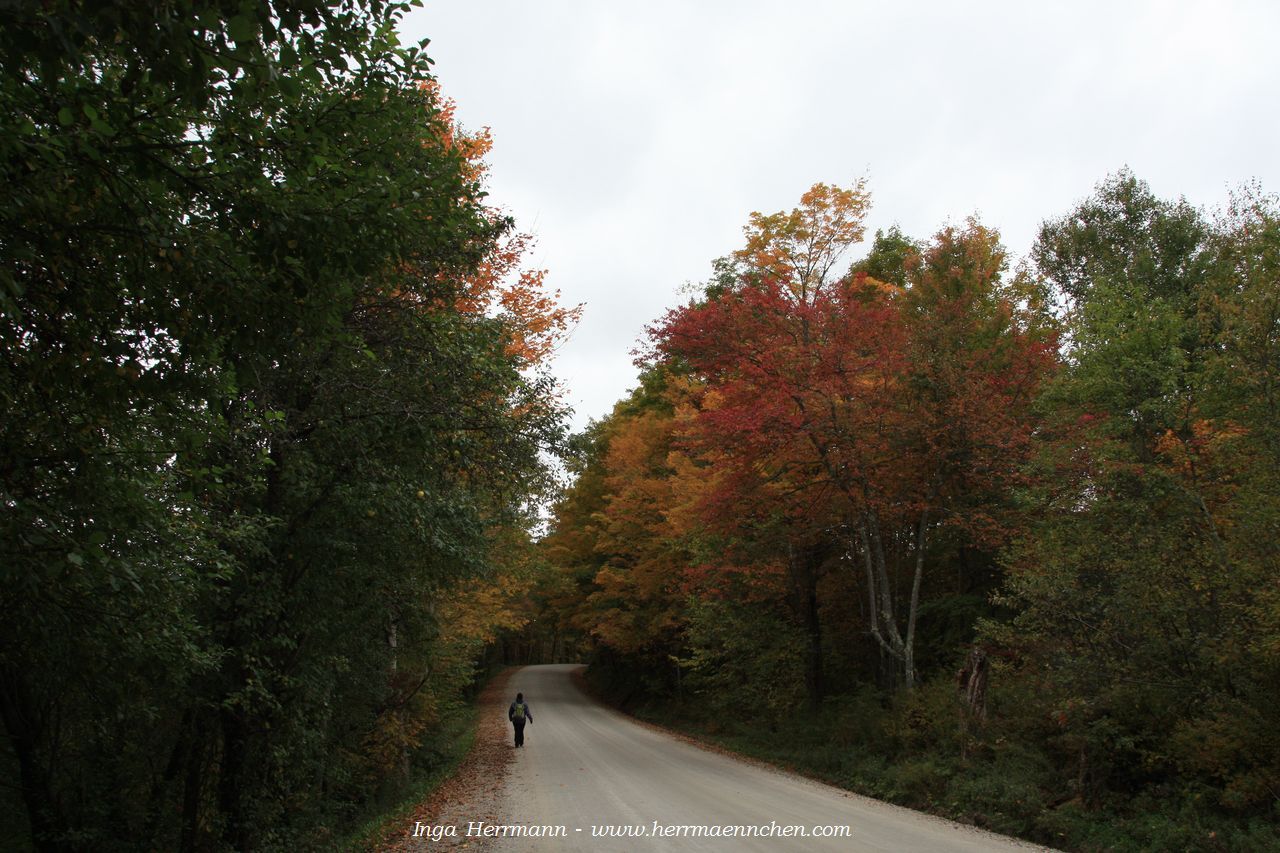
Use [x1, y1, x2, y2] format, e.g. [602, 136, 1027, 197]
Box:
[508, 692, 532, 747]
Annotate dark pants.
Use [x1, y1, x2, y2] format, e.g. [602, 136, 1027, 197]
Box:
[512, 719, 526, 747]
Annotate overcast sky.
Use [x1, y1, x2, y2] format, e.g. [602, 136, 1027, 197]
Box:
[399, 0, 1280, 434]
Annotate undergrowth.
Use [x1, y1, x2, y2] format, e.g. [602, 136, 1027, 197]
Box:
[589, 670, 1280, 853]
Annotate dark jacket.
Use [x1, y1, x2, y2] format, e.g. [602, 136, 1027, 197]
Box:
[508, 700, 532, 724]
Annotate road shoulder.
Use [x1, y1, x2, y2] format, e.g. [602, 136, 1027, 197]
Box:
[378, 668, 518, 851]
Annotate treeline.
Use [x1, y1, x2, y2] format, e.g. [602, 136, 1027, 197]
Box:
[543, 176, 1280, 849]
[1, 2, 573, 850]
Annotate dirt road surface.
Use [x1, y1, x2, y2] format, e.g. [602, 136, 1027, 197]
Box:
[482, 664, 1053, 853]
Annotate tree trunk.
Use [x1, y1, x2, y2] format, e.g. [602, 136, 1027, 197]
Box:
[218, 708, 252, 851]
[957, 647, 989, 720]
[0, 669, 66, 852]
[179, 737, 206, 853]
[801, 563, 824, 710]
[903, 509, 929, 689]
[788, 540, 827, 711]
[857, 513, 909, 682]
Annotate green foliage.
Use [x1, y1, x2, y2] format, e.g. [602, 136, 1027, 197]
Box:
[679, 597, 807, 726]
[943, 751, 1050, 831]
[0, 2, 568, 849]
[850, 225, 921, 287]
[988, 173, 1280, 826]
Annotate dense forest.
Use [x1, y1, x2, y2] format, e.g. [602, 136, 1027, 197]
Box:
[1, 1, 576, 849]
[540, 176, 1280, 850]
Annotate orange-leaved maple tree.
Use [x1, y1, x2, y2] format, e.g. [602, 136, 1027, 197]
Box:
[732, 180, 871, 303]
[386, 86, 582, 371]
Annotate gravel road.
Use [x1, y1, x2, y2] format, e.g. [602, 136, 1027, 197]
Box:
[487, 664, 1053, 853]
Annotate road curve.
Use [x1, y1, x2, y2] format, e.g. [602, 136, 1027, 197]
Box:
[491, 664, 1052, 852]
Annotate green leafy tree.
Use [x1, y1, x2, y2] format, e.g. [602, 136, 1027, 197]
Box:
[850, 225, 920, 287]
[0, 2, 570, 848]
[990, 172, 1280, 814]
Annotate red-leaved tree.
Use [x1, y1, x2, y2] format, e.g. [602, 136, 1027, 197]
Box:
[653, 198, 1055, 688]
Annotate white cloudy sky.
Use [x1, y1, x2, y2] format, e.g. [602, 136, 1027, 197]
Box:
[399, 0, 1280, 434]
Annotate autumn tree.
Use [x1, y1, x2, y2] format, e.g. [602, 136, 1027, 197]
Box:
[586, 377, 693, 661]
[731, 180, 871, 303]
[535, 368, 699, 700]
[888, 222, 1056, 682]
[654, 187, 1053, 690]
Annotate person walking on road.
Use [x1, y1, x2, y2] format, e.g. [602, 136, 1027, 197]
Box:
[508, 692, 532, 747]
